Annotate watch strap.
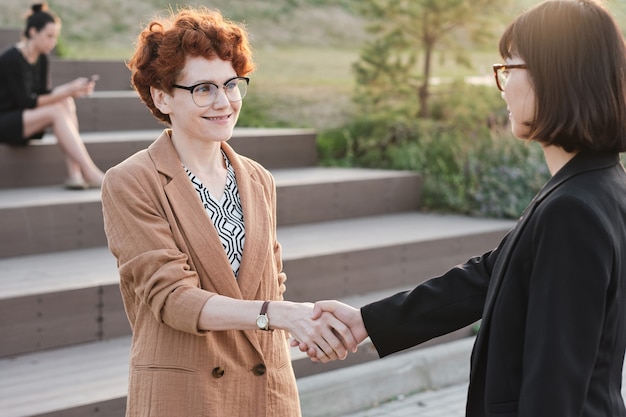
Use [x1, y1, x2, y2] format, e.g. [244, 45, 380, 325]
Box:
[260, 300, 270, 316]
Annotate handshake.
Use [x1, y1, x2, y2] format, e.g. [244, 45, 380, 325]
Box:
[282, 300, 370, 363]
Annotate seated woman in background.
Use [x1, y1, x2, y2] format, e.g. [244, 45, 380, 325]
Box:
[0, 2, 105, 189]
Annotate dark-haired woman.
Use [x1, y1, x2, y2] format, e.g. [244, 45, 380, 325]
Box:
[303, 1, 626, 415]
[0, 3, 104, 188]
[101, 6, 353, 417]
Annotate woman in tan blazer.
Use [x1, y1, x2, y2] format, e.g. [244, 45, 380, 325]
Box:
[101, 7, 354, 417]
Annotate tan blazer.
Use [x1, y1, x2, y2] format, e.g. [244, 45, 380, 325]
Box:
[102, 130, 301, 417]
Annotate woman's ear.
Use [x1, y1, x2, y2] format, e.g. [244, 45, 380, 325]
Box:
[26, 26, 37, 39]
[151, 86, 171, 115]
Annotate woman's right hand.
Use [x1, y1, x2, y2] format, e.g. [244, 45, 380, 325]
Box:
[269, 301, 358, 363]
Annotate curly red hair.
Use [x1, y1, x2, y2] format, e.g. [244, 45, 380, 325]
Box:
[128, 7, 255, 124]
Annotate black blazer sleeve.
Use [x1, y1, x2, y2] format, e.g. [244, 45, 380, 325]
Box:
[361, 235, 507, 357]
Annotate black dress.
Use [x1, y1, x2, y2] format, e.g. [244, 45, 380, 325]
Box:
[0, 45, 50, 144]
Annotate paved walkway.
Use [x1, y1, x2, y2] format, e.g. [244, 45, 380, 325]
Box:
[341, 363, 626, 417]
[342, 383, 467, 417]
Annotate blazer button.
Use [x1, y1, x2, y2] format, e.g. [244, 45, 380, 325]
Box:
[212, 367, 225, 378]
[252, 363, 266, 376]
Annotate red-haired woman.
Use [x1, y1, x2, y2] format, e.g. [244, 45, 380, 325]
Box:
[101, 7, 354, 417]
[0, 3, 104, 188]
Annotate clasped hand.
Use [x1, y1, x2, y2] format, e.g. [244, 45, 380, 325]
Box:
[287, 301, 368, 363]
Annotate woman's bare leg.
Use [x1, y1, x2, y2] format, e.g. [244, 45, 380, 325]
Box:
[57, 98, 91, 185]
[23, 99, 104, 186]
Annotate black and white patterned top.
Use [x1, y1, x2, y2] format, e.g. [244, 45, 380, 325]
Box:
[185, 151, 245, 278]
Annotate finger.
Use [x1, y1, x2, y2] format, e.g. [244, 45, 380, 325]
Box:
[319, 325, 348, 360]
[313, 337, 338, 362]
[324, 312, 358, 353]
[311, 303, 323, 320]
[289, 338, 311, 353]
[307, 346, 321, 363]
[298, 342, 310, 353]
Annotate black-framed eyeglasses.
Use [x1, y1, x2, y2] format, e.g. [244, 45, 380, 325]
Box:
[492, 64, 527, 92]
[173, 76, 250, 107]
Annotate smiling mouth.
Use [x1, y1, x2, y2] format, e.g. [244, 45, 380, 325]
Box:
[203, 114, 231, 121]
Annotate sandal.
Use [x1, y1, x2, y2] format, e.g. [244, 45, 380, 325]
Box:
[64, 178, 88, 190]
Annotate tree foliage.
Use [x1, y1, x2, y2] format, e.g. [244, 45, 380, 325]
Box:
[353, 0, 511, 118]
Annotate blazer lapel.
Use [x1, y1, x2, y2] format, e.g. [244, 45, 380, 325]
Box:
[221, 143, 270, 301]
[221, 142, 271, 356]
[480, 152, 620, 327]
[148, 130, 243, 300]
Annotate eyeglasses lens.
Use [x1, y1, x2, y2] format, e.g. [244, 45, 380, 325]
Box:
[192, 79, 248, 107]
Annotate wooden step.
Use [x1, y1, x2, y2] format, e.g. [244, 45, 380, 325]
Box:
[50, 59, 132, 91]
[0, 284, 478, 417]
[0, 128, 317, 188]
[0, 28, 19, 50]
[0, 337, 130, 417]
[0, 167, 420, 258]
[74, 91, 161, 132]
[0, 212, 514, 357]
[279, 212, 513, 302]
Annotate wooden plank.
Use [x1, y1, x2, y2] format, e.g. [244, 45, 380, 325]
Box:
[0, 213, 512, 357]
[0, 288, 100, 357]
[274, 168, 421, 225]
[100, 285, 131, 339]
[0, 338, 130, 417]
[0, 199, 105, 258]
[0, 168, 422, 257]
[282, 229, 508, 302]
[0, 28, 20, 50]
[50, 59, 131, 91]
[0, 128, 317, 188]
[228, 130, 318, 168]
[74, 92, 161, 132]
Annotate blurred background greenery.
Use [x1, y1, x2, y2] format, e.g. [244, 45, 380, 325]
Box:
[2, 0, 625, 218]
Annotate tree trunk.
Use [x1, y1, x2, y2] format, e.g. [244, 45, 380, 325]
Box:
[419, 18, 434, 119]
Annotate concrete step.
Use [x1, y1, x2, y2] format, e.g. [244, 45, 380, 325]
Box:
[0, 167, 421, 258]
[0, 128, 318, 188]
[0, 212, 514, 357]
[297, 337, 476, 417]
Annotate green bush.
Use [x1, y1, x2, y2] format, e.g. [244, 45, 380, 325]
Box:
[318, 81, 550, 218]
[237, 93, 293, 128]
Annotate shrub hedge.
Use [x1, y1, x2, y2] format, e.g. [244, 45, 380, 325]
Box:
[317, 81, 550, 218]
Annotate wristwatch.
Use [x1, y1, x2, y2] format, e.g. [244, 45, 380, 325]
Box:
[256, 301, 271, 331]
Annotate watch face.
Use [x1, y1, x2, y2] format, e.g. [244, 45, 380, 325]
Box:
[257, 315, 268, 329]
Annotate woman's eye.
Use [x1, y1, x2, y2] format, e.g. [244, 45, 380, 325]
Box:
[195, 84, 215, 94]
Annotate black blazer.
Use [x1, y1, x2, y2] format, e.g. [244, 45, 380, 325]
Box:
[362, 152, 626, 417]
